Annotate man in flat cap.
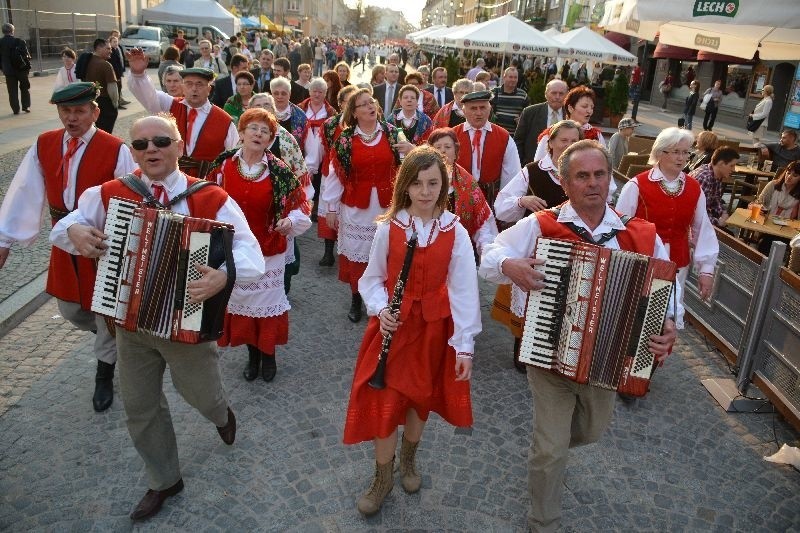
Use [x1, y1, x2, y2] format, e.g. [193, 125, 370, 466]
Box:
[454, 90, 521, 212]
[126, 48, 238, 179]
[0, 82, 137, 411]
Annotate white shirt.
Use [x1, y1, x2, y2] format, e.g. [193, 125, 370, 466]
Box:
[0, 127, 137, 248]
[462, 122, 522, 187]
[479, 202, 676, 319]
[615, 165, 718, 275]
[127, 73, 239, 155]
[359, 210, 482, 354]
[53, 65, 78, 90]
[50, 169, 265, 282]
[303, 103, 330, 175]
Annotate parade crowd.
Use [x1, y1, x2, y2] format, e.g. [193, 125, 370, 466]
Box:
[1, 22, 799, 533]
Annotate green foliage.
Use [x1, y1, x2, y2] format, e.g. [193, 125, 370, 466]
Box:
[605, 73, 630, 115]
[444, 54, 460, 86]
[527, 74, 545, 104]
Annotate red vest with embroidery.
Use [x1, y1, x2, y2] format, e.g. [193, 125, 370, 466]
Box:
[387, 220, 455, 322]
[535, 207, 657, 256]
[340, 136, 396, 209]
[170, 99, 232, 172]
[454, 124, 509, 184]
[37, 128, 123, 308]
[633, 171, 700, 267]
[219, 159, 287, 257]
[100, 171, 228, 221]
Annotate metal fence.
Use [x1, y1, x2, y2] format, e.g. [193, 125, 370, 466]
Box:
[0, 8, 119, 73]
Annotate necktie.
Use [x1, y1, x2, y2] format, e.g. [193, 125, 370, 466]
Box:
[58, 137, 82, 191]
[387, 84, 394, 112]
[67, 68, 73, 83]
[151, 183, 168, 205]
[472, 129, 482, 173]
[550, 109, 559, 126]
[437, 88, 443, 107]
[186, 108, 198, 152]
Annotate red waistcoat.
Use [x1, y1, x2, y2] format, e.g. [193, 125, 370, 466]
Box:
[387, 220, 455, 323]
[633, 171, 701, 267]
[170, 99, 232, 172]
[100, 171, 228, 221]
[219, 159, 286, 257]
[341, 136, 396, 209]
[454, 124, 510, 184]
[37, 128, 123, 309]
[535, 207, 657, 256]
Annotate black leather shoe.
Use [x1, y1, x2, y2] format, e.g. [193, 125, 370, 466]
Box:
[93, 361, 115, 412]
[216, 407, 236, 445]
[130, 478, 184, 520]
[319, 239, 335, 266]
[23, 108, 30, 113]
[348, 293, 362, 323]
[261, 354, 277, 382]
[618, 392, 638, 405]
[513, 337, 527, 373]
[243, 345, 260, 381]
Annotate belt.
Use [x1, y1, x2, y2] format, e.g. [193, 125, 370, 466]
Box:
[178, 156, 213, 180]
[49, 205, 71, 222]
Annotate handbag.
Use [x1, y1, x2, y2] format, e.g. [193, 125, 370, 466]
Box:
[659, 81, 672, 94]
[699, 93, 711, 111]
[746, 116, 765, 132]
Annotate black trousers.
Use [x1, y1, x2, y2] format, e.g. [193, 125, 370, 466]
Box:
[703, 103, 718, 131]
[95, 96, 118, 134]
[5, 70, 31, 114]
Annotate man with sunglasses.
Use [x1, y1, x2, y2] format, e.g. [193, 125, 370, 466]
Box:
[0, 82, 136, 412]
[126, 49, 238, 180]
[50, 114, 264, 522]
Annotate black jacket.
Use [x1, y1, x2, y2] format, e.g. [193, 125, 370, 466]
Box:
[425, 85, 453, 107]
[109, 46, 125, 78]
[211, 75, 234, 108]
[514, 102, 557, 165]
[290, 81, 309, 105]
[0, 35, 29, 76]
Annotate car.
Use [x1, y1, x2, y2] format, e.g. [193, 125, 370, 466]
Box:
[120, 25, 169, 67]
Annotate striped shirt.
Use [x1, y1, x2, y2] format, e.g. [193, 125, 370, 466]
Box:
[490, 87, 529, 136]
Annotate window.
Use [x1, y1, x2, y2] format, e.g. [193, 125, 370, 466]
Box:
[287, 0, 300, 12]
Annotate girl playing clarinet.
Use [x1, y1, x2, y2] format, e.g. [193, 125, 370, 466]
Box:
[342, 146, 482, 516]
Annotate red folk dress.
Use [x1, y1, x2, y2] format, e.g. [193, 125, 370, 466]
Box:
[343, 212, 480, 444]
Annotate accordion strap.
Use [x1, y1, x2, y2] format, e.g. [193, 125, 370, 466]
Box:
[118, 174, 219, 209]
[550, 207, 632, 246]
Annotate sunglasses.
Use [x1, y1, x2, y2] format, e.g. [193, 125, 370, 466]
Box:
[130, 137, 179, 150]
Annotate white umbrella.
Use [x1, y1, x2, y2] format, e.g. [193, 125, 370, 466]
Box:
[407, 25, 446, 41]
[541, 28, 562, 37]
[600, 0, 800, 60]
[443, 14, 564, 56]
[552, 26, 637, 65]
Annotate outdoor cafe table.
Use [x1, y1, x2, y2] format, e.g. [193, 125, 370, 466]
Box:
[734, 165, 775, 179]
[726, 208, 800, 239]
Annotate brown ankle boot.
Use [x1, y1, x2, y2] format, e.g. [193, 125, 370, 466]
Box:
[398, 435, 421, 493]
[356, 458, 394, 516]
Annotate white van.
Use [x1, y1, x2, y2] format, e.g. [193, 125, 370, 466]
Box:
[142, 20, 229, 48]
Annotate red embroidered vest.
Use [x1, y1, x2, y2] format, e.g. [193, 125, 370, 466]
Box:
[170, 99, 232, 173]
[633, 171, 701, 267]
[387, 221, 455, 322]
[219, 159, 286, 257]
[535, 207, 657, 256]
[454, 124, 510, 184]
[37, 128, 123, 308]
[340, 136, 396, 209]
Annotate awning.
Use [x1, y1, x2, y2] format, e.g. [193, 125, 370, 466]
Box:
[652, 42, 697, 60]
[604, 31, 631, 50]
[697, 50, 756, 64]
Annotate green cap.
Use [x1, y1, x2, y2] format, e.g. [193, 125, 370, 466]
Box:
[50, 82, 100, 106]
[460, 90, 493, 104]
[179, 67, 216, 81]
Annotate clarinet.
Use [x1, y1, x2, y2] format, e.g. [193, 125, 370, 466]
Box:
[368, 229, 419, 389]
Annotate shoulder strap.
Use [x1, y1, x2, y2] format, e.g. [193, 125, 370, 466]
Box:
[118, 174, 163, 208]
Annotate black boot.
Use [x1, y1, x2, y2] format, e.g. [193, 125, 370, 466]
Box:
[243, 345, 260, 381]
[348, 293, 363, 323]
[93, 361, 115, 412]
[513, 337, 527, 373]
[319, 239, 335, 266]
[261, 353, 277, 382]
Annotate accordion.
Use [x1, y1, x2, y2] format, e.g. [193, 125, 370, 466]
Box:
[520, 238, 676, 397]
[91, 197, 236, 343]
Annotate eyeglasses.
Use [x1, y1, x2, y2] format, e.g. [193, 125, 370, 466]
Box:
[130, 137, 179, 150]
[244, 124, 271, 135]
[664, 150, 691, 157]
[355, 99, 377, 109]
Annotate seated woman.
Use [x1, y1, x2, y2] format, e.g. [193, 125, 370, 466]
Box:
[755, 161, 800, 255]
[686, 130, 718, 173]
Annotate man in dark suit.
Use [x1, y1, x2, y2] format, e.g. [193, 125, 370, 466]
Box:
[252, 49, 275, 93]
[387, 53, 407, 85]
[211, 54, 251, 108]
[426, 66, 454, 109]
[0, 23, 31, 114]
[513, 79, 568, 165]
[273, 57, 309, 105]
[288, 43, 302, 81]
[372, 63, 401, 115]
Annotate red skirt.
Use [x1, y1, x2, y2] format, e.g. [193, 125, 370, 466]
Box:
[338, 255, 368, 293]
[343, 301, 473, 444]
[218, 312, 289, 355]
[317, 216, 338, 240]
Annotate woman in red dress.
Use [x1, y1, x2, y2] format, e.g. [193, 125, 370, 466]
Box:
[343, 146, 481, 516]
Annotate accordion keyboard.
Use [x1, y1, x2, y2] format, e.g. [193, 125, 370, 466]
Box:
[91, 197, 138, 318]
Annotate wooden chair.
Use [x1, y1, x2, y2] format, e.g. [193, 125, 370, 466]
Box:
[626, 163, 651, 179]
[617, 153, 649, 175]
[627, 136, 655, 155]
[717, 139, 741, 151]
[727, 178, 769, 214]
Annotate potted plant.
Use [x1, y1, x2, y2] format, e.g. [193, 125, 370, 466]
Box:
[604, 71, 630, 128]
